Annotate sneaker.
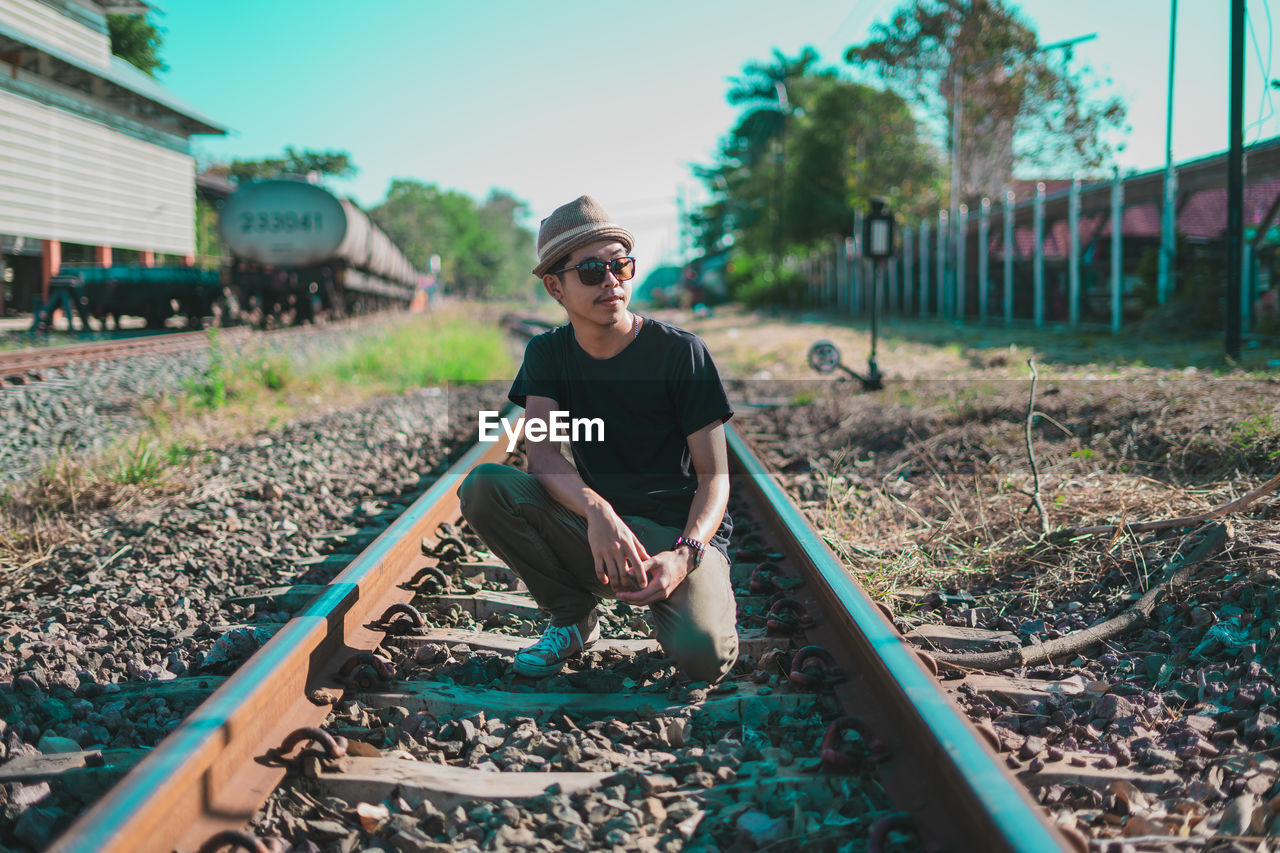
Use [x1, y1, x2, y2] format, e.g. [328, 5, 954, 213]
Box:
[514, 611, 600, 677]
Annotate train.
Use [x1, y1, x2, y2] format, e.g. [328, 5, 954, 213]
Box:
[219, 178, 420, 325]
[46, 178, 421, 331]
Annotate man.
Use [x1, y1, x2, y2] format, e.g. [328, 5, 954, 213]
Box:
[459, 195, 738, 683]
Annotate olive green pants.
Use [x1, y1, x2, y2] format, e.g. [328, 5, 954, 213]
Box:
[457, 463, 738, 682]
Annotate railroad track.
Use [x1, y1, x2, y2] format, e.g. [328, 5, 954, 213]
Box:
[0, 313, 396, 383]
[0, 329, 242, 381]
[8, 409, 1077, 852]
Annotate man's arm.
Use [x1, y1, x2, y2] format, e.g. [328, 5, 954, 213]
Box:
[522, 395, 651, 590]
[616, 419, 730, 606]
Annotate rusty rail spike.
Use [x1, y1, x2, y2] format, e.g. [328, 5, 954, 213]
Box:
[789, 645, 839, 687]
[868, 813, 919, 853]
[749, 561, 784, 594]
[766, 597, 813, 635]
[270, 727, 348, 763]
[428, 535, 469, 560]
[376, 602, 425, 629]
[407, 564, 451, 593]
[337, 650, 394, 688]
[820, 715, 867, 771]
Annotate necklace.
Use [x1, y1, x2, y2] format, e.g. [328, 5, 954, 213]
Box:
[632, 314, 641, 339]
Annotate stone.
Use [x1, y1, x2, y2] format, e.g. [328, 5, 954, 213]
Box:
[13, 802, 63, 849]
[1093, 694, 1134, 720]
[37, 735, 82, 754]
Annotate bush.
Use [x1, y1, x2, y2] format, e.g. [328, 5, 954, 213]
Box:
[726, 252, 804, 309]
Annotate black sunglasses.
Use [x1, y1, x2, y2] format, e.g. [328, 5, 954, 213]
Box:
[551, 256, 636, 286]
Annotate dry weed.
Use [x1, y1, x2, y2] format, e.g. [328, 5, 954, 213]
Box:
[749, 374, 1280, 607]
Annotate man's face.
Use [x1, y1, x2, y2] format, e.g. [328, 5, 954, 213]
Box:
[544, 239, 632, 329]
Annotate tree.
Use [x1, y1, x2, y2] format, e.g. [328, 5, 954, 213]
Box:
[693, 49, 943, 258]
[217, 148, 356, 184]
[107, 13, 166, 77]
[370, 181, 535, 299]
[724, 48, 820, 254]
[846, 0, 1125, 203]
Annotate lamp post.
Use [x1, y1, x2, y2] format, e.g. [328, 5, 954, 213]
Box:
[862, 198, 896, 390]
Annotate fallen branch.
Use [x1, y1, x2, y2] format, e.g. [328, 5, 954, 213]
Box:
[928, 522, 1231, 672]
[1052, 470, 1280, 540]
[1023, 359, 1050, 538]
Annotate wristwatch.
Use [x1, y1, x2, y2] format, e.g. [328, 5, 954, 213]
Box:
[673, 536, 706, 571]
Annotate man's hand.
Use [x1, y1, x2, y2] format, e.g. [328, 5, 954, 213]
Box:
[586, 502, 651, 591]
[615, 549, 692, 606]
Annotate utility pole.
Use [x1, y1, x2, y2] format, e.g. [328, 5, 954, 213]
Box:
[1226, 0, 1244, 360]
[1158, 0, 1178, 304]
[949, 69, 962, 321]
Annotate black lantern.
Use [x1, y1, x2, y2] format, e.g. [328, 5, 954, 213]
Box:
[863, 197, 895, 260]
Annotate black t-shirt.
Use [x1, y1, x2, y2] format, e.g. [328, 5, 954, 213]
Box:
[508, 317, 734, 557]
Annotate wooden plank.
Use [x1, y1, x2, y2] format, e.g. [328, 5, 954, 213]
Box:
[430, 591, 540, 620]
[358, 681, 827, 725]
[383, 627, 784, 660]
[960, 674, 1085, 708]
[316, 757, 849, 813]
[82, 676, 226, 703]
[442, 562, 522, 587]
[385, 627, 657, 656]
[316, 758, 611, 810]
[1019, 763, 1179, 793]
[0, 749, 146, 783]
[905, 625, 1021, 653]
[225, 586, 325, 610]
[175, 621, 287, 642]
[295, 555, 352, 568]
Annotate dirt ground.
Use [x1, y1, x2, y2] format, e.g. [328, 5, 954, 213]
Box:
[668, 306, 1280, 849]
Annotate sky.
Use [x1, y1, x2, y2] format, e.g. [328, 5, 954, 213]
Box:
[156, 0, 1280, 271]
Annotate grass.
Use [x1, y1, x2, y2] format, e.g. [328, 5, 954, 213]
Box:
[677, 304, 1280, 381]
[314, 315, 511, 393]
[737, 358, 1280, 612]
[163, 308, 514, 436]
[0, 308, 515, 579]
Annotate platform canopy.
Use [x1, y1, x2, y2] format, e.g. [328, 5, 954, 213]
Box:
[0, 0, 224, 139]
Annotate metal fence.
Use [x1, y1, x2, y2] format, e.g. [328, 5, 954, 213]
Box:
[799, 142, 1280, 335]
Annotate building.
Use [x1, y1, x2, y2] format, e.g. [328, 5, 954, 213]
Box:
[0, 0, 225, 315]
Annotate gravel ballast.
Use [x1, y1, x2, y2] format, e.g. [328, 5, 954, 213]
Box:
[0, 377, 508, 849]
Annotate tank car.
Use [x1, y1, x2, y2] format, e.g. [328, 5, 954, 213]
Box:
[219, 178, 420, 325]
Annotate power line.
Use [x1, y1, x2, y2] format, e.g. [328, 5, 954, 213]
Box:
[1245, 0, 1275, 143]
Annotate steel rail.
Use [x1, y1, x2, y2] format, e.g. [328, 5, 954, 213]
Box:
[726, 425, 1070, 852]
[2, 314, 394, 380]
[49, 414, 1071, 853]
[0, 329, 245, 378]
[48, 433, 511, 853]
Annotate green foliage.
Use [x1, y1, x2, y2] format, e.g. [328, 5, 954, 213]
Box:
[725, 252, 804, 308]
[846, 0, 1125, 201]
[194, 198, 224, 269]
[253, 357, 293, 391]
[111, 437, 167, 486]
[223, 148, 356, 184]
[107, 14, 165, 77]
[789, 390, 819, 406]
[317, 316, 513, 392]
[184, 328, 229, 409]
[370, 182, 535, 299]
[1137, 253, 1226, 335]
[693, 47, 944, 267]
[1231, 413, 1279, 460]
